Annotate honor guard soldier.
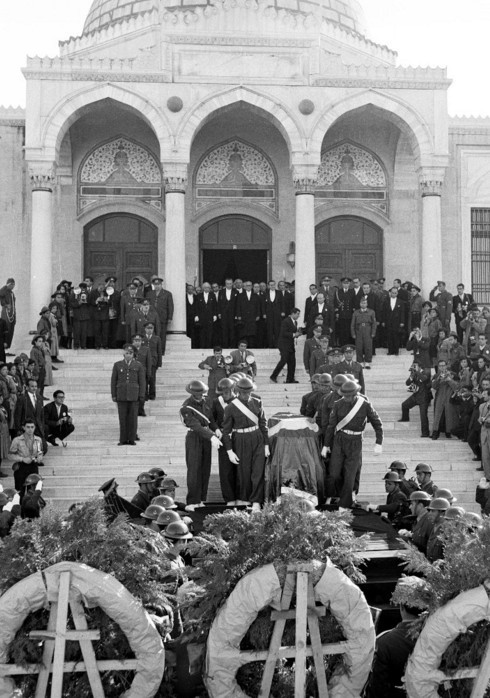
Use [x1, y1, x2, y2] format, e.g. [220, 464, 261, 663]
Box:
[21, 474, 46, 520]
[212, 377, 238, 505]
[131, 472, 157, 512]
[426, 497, 450, 562]
[414, 463, 437, 496]
[322, 380, 383, 507]
[300, 374, 320, 416]
[365, 472, 409, 526]
[389, 461, 418, 499]
[399, 491, 433, 555]
[180, 380, 222, 512]
[222, 376, 269, 511]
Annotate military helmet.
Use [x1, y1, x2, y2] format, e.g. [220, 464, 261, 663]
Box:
[444, 506, 465, 521]
[151, 494, 177, 509]
[318, 373, 333, 385]
[311, 373, 321, 384]
[428, 497, 450, 511]
[160, 478, 179, 489]
[383, 471, 400, 482]
[340, 380, 359, 396]
[464, 511, 483, 529]
[148, 467, 166, 479]
[333, 373, 348, 387]
[2, 488, 16, 500]
[344, 373, 357, 383]
[163, 521, 193, 540]
[217, 377, 234, 391]
[135, 472, 155, 484]
[235, 377, 255, 391]
[186, 380, 208, 395]
[24, 474, 42, 487]
[156, 510, 181, 527]
[141, 504, 166, 521]
[415, 463, 432, 474]
[409, 491, 432, 502]
[434, 488, 456, 503]
[390, 460, 407, 472]
[0, 493, 8, 508]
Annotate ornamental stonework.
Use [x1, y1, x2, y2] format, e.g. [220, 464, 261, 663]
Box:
[195, 140, 277, 213]
[316, 142, 387, 213]
[79, 137, 163, 213]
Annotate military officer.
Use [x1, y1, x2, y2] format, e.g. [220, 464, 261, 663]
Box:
[111, 344, 146, 445]
[131, 333, 152, 415]
[350, 298, 377, 369]
[146, 276, 174, 354]
[142, 321, 162, 400]
[332, 345, 365, 394]
[334, 278, 355, 347]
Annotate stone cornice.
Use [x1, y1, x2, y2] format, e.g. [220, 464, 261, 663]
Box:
[23, 70, 170, 83]
[169, 34, 312, 47]
[0, 106, 26, 125]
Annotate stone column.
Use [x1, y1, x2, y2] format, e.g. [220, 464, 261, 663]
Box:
[419, 169, 445, 297]
[294, 172, 317, 324]
[164, 164, 188, 334]
[29, 164, 56, 329]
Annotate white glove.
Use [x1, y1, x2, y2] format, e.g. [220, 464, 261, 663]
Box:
[373, 444, 383, 455]
[35, 480, 43, 491]
[210, 435, 222, 450]
[398, 529, 412, 538]
[12, 493, 20, 506]
[215, 429, 222, 439]
[0, 484, 3, 493]
[478, 477, 489, 489]
[321, 446, 330, 458]
[227, 450, 240, 465]
[264, 445, 270, 458]
[3, 502, 13, 512]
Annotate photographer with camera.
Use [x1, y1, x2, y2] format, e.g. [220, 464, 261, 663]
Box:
[398, 360, 432, 437]
[406, 327, 431, 372]
[431, 359, 459, 439]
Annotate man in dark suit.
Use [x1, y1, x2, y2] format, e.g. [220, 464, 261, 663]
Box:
[146, 276, 174, 355]
[142, 321, 162, 400]
[352, 277, 364, 309]
[263, 280, 283, 348]
[278, 280, 294, 316]
[186, 284, 198, 347]
[14, 378, 47, 451]
[453, 283, 474, 344]
[303, 284, 318, 328]
[43, 390, 75, 446]
[194, 282, 218, 349]
[307, 292, 333, 338]
[111, 344, 146, 445]
[270, 308, 302, 384]
[217, 278, 237, 348]
[381, 287, 406, 356]
[236, 281, 261, 347]
[334, 278, 355, 347]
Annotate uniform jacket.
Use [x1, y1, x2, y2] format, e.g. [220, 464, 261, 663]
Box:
[180, 396, 218, 439]
[120, 295, 140, 326]
[131, 489, 152, 513]
[351, 308, 377, 338]
[435, 289, 454, 327]
[309, 348, 331, 376]
[303, 337, 321, 372]
[211, 394, 233, 427]
[300, 390, 315, 416]
[377, 488, 409, 521]
[146, 288, 174, 324]
[198, 355, 229, 393]
[130, 307, 161, 337]
[324, 395, 383, 448]
[222, 396, 268, 450]
[332, 360, 365, 395]
[111, 359, 146, 402]
[334, 288, 355, 320]
[411, 509, 433, 554]
[142, 333, 162, 369]
[133, 346, 152, 378]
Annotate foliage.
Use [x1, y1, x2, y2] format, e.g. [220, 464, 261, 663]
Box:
[0, 499, 177, 698]
[392, 517, 490, 698]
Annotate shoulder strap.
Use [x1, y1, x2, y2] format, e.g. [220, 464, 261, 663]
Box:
[182, 404, 210, 424]
[231, 398, 259, 425]
[218, 396, 226, 410]
[335, 396, 365, 433]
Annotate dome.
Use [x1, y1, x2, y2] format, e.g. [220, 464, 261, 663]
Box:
[83, 0, 367, 36]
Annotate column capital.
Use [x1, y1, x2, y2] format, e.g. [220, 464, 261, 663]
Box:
[292, 164, 318, 194]
[418, 167, 445, 198]
[28, 162, 57, 192]
[163, 163, 188, 193]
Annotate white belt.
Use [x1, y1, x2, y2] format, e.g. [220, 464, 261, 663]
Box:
[233, 426, 259, 433]
[340, 429, 362, 436]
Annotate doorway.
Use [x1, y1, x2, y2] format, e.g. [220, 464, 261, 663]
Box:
[84, 214, 158, 286]
[200, 215, 271, 284]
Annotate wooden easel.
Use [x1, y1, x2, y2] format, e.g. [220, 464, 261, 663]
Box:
[29, 571, 105, 698]
[238, 562, 349, 698]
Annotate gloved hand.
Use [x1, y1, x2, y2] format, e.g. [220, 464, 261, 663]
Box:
[215, 429, 222, 439]
[398, 529, 412, 538]
[210, 435, 222, 450]
[321, 446, 330, 458]
[227, 450, 240, 465]
[264, 445, 270, 458]
[478, 477, 489, 489]
[373, 444, 383, 455]
[35, 480, 43, 491]
[3, 502, 13, 512]
[12, 493, 20, 506]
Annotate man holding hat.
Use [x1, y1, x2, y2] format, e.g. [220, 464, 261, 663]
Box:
[146, 276, 173, 355]
[323, 379, 383, 507]
[180, 379, 222, 512]
[222, 376, 269, 510]
[111, 344, 146, 445]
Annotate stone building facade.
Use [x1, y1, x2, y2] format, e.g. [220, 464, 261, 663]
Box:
[1, 0, 490, 340]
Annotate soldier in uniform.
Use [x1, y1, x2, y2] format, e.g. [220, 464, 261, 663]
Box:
[131, 334, 152, 415]
[309, 335, 330, 376]
[388, 461, 418, 499]
[334, 277, 355, 347]
[142, 321, 162, 400]
[119, 283, 141, 344]
[145, 276, 174, 355]
[350, 298, 376, 369]
[426, 497, 450, 562]
[398, 360, 432, 437]
[20, 473, 45, 520]
[300, 374, 320, 416]
[222, 376, 269, 511]
[414, 462, 437, 496]
[180, 379, 222, 512]
[332, 345, 365, 394]
[199, 346, 229, 403]
[399, 491, 433, 554]
[366, 472, 409, 526]
[303, 325, 322, 374]
[110, 344, 146, 445]
[131, 472, 158, 512]
[323, 380, 383, 507]
[211, 377, 238, 505]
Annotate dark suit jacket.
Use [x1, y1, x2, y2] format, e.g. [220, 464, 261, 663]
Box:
[146, 289, 174, 324]
[218, 288, 238, 320]
[279, 290, 294, 315]
[236, 292, 261, 335]
[43, 401, 70, 430]
[15, 391, 45, 435]
[111, 359, 146, 402]
[352, 287, 364, 309]
[263, 291, 283, 321]
[195, 293, 218, 326]
[142, 333, 162, 368]
[303, 295, 318, 324]
[307, 302, 333, 336]
[382, 298, 406, 328]
[452, 293, 474, 318]
[277, 316, 298, 353]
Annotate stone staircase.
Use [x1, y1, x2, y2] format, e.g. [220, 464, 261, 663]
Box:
[2, 337, 482, 513]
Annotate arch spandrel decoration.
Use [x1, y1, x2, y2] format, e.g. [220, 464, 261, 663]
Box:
[78, 136, 163, 214]
[194, 139, 277, 214]
[316, 142, 388, 213]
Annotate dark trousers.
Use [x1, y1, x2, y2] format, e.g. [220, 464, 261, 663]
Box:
[325, 432, 362, 507]
[468, 427, 482, 458]
[108, 320, 119, 348]
[94, 318, 109, 348]
[220, 317, 235, 348]
[386, 325, 401, 355]
[401, 396, 430, 436]
[148, 367, 157, 399]
[47, 422, 75, 443]
[13, 461, 39, 491]
[116, 400, 138, 443]
[218, 448, 237, 503]
[185, 431, 211, 504]
[73, 319, 88, 349]
[159, 327, 168, 355]
[266, 317, 281, 349]
[336, 319, 352, 347]
[199, 322, 214, 349]
[233, 431, 265, 503]
[271, 349, 296, 382]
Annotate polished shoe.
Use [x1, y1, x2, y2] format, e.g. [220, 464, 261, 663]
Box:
[149, 396, 156, 400]
[127, 441, 136, 446]
[421, 434, 431, 438]
[48, 439, 59, 447]
[365, 364, 371, 369]
[397, 418, 409, 422]
[431, 432, 439, 440]
[286, 380, 299, 384]
[476, 466, 484, 471]
[135, 435, 140, 441]
[269, 376, 277, 383]
[445, 433, 452, 439]
[52, 366, 58, 371]
[117, 442, 127, 446]
[52, 357, 64, 363]
[138, 411, 146, 417]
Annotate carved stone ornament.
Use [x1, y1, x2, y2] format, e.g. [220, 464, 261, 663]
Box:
[164, 174, 188, 193]
[29, 167, 56, 192]
[294, 176, 317, 194]
[419, 178, 443, 197]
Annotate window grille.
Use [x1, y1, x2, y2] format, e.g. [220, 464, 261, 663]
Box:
[471, 208, 490, 304]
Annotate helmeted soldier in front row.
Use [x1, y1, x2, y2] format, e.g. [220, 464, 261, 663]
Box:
[21, 473, 46, 519]
[323, 379, 383, 507]
[131, 472, 158, 512]
[414, 462, 437, 496]
[389, 460, 418, 499]
[222, 377, 269, 511]
[366, 471, 410, 527]
[398, 491, 433, 555]
[180, 380, 222, 512]
[212, 377, 238, 505]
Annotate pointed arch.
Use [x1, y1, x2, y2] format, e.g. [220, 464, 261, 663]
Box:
[176, 86, 305, 162]
[39, 83, 172, 162]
